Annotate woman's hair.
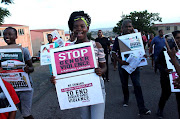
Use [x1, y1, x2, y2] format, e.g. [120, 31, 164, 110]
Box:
[68, 11, 91, 31]
[172, 30, 180, 38]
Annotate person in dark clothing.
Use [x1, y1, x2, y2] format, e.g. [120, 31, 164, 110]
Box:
[156, 32, 180, 119]
[112, 19, 151, 116]
[95, 30, 111, 82]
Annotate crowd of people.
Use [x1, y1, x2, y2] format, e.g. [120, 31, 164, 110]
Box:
[0, 10, 180, 119]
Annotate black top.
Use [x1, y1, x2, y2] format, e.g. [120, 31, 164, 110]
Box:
[95, 37, 110, 54]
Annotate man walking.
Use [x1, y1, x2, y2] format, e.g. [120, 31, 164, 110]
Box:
[95, 30, 111, 82]
[112, 19, 151, 115]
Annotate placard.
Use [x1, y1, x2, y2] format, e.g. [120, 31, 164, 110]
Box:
[55, 73, 104, 110]
[0, 69, 32, 91]
[118, 32, 147, 67]
[50, 42, 97, 79]
[164, 51, 180, 92]
[51, 30, 64, 47]
[0, 78, 17, 113]
[40, 43, 55, 65]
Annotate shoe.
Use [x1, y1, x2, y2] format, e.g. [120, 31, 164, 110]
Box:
[156, 109, 163, 119]
[138, 108, 151, 115]
[107, 79, 110, 82]
[123, 103, 128, 107]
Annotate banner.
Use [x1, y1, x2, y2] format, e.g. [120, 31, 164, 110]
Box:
[51, 30, 64, 47]
[50, 42, 97, 79]
[40, 43, 55, 65]
[0, 78, 17, 113]
[118, 32, 147, 67]
[164, 51, 180, 92]
[55, 73, 104, 110]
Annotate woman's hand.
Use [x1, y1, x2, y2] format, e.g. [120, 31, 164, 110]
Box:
[173, 77, 180, 89]
[50, 76, 56, 84]
[95, 68, 103, 76]
[120, 61, 129, 65]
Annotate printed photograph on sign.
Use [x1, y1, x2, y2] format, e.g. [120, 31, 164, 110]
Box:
[50, 42, 97, 79]
[164, 51, 180, 92]
[40, 44, 55, 65]
[55, 73, 104, 110]
[51, 30, 64, 47]
[0, 78, 17, 113]
[0, 48, 25, 70]
[0, 69, 32, 91]
[121, 49, 147, 67]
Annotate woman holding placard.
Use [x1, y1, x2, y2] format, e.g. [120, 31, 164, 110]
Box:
[51, 11, 107, 119]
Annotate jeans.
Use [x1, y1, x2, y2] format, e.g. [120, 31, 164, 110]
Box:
[80, 77, 106, 119]
[118, 65, 145, 111]
[158, 73, 180, 118]
[105, 53, 109, 80]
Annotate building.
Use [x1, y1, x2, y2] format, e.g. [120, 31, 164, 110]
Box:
[0, 24, 33, 56]
[30, 29, 65, 56]
[153, 22, 180, 35]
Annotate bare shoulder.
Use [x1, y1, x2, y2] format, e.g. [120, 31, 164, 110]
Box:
[95, 42, 102, 48]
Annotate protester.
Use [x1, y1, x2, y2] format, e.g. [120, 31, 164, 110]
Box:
[47, 34, 59, 75]
[148, 34, 155, 67]
[155, 30, 180, 118]
[3, 27, 34, 119]
[149, 29, 166, 61]
[50, 11, 107, 119]
[142, 31, 147, 49]
[112, 19, 151, 115]
[95, 30, 111, 82]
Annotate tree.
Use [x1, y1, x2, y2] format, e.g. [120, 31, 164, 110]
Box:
[0, 0, 13, 25]
[113, 10, 162, 34]
[87, 32, 95, 40]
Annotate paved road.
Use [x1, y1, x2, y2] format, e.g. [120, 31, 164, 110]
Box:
[17, 57, 179, 119]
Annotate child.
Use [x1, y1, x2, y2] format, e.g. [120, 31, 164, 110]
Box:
[0, 60, 20, 119]
[3, 27, 34, 119]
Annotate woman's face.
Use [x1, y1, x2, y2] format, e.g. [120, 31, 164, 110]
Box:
[73, 19, 89, 41]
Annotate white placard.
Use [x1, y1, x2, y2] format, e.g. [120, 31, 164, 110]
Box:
[164, 51, 180, 92]
[51, 30, 64, 47]
[50, 42, 97, 79]
[0, 78, 17, 113]
[55, 73, 104, 110]
[40, 43, 55, 65]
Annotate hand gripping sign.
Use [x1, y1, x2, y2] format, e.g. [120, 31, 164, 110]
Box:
[50, 42, 97, 79]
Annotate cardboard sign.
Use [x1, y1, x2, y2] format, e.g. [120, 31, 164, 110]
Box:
[118, 32, 147, 67]
[164, 51, 180, 92]
[50, 42, 97, 79]
[0, 78, 17, 113]
[55, 73, 104, 110]
[51, 30, 64, 47]
[40, 43, 55, 65]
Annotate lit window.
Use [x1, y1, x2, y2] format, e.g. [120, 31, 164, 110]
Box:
[0, 30, 4, 37]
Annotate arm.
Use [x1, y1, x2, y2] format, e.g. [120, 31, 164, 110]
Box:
[24, 60, 34, 73]
[94, 42, 107, 76]
[8, 111, 16, 119]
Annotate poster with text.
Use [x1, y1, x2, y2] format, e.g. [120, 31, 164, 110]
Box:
[55, 73, 104, 110]
[164, 51, 180, 92]
[50, 42, 97, 79]
[0, 78, 17, 113]
[51, 30, 64, 47]
[0, 48, 25, 70]
[40, 43, 55, 65]
[0, 69, 32, 91]
[121, 49, 147, 67]
[118, 32, 144, 50]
